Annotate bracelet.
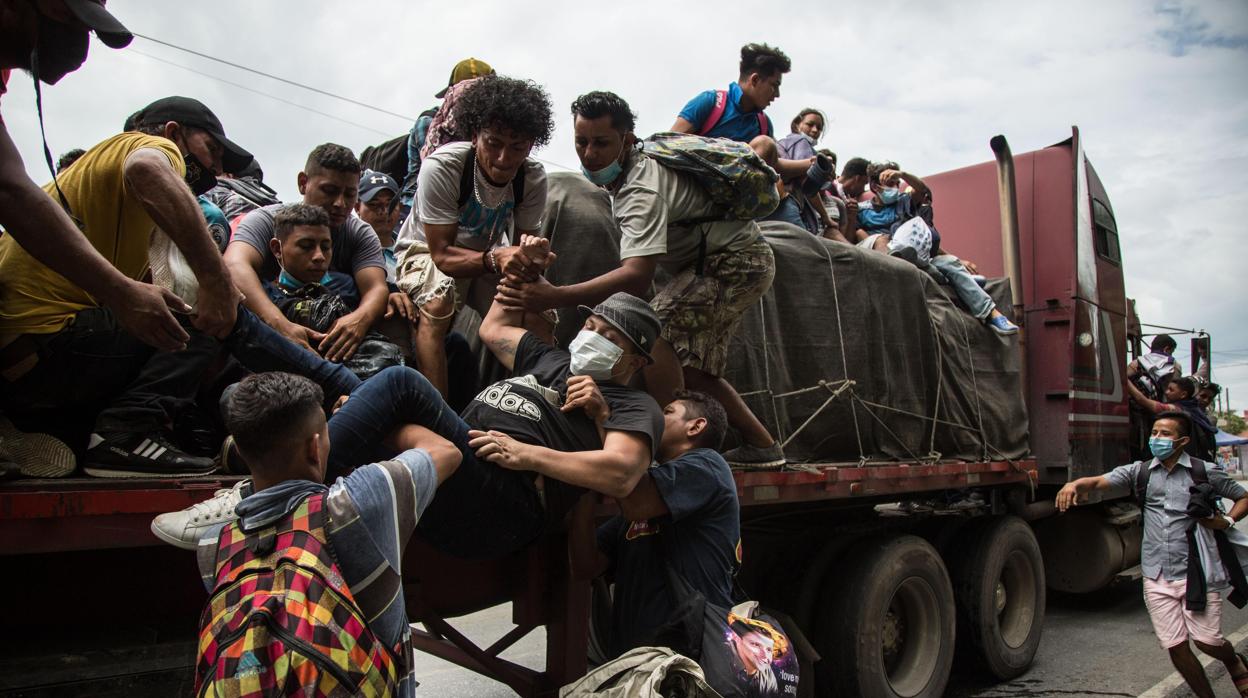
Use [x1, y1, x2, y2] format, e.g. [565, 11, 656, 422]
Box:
[482, 249, 495, 274]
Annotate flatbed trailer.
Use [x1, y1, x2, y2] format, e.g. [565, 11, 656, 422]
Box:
[0, 457, 1035, 696]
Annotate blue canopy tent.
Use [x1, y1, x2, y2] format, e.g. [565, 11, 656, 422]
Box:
[1217, 430, 1248, 447]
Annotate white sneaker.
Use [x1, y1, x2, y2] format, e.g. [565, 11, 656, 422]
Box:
[150, 480, 248, 550]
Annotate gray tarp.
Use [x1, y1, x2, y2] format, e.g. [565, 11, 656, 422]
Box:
[502, 172, 1030, 463]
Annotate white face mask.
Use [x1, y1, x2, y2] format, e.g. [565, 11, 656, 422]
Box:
[568, 329, 624, 380]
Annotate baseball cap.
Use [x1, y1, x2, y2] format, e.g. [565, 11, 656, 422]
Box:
[578, 293, 662, 363]
[64, 0, 133, 49]
[358, 170, 399, 203]
[132, 96, 253, 174]
[435, 57, 494, 98]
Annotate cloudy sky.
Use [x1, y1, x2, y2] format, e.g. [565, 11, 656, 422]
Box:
[5, 0, 1247, 419]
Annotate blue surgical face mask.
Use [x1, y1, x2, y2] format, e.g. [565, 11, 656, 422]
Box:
[580, 141, 628, 186]
[568, 329, 624, 380]
[880, 187, 902, 205]
[278, 267, 332, 289]
[1149, 436, 1181, 459]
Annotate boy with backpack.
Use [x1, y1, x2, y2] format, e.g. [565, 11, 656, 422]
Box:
[195, 370, 461, 696]
[1056, 411, 1248, 698]
[495, 91, 784, 468]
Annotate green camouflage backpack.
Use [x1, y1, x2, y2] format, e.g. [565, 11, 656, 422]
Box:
[640, 132, 781, 221]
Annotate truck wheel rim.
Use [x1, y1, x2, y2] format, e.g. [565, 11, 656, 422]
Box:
[881, 576, 942, 698]
[999, 549, 1037, 649]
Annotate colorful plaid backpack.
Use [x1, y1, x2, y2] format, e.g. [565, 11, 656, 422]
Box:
[640, 132, 780, 222]
[195, 492, 406, 697]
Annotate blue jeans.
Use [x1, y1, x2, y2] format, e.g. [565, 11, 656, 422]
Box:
[326, 365, 545, 559]
[225, 305, 361, 402]
[931, 255, 994, 321]
[762, 196, 808, 230]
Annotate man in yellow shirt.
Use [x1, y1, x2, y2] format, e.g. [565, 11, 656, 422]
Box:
[0, 96, 251, 477]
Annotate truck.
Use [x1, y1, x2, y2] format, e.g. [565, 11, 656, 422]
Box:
[0, 128, 1155, 697]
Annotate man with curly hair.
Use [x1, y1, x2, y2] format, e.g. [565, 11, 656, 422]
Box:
[393, 75, 554, 397]
[226, 144, 392, 364]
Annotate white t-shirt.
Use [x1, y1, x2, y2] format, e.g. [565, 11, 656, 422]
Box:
[613, 152, 760, 274]
[395, 141, 547, 257]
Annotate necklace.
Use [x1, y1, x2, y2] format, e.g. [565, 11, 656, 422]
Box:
[472, 162, 508, 210]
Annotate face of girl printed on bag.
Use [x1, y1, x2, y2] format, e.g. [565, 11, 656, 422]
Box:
[734, 630, 775, 675]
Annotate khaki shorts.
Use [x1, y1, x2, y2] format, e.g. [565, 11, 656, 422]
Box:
[395, 241, 557, 325]
[651, 236, 775, 376]
[395, 240, 496, 319]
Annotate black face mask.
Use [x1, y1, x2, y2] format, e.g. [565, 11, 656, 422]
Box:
[183, 153, 218, 195]
[32, 15, 89, 86]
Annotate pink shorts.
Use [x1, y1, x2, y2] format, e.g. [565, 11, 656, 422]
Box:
[1143, 577, 1224, 649]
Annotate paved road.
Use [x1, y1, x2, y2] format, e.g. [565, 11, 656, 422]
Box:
[412, 581, 1248, 697]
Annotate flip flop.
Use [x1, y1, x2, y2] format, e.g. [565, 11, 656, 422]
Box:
[1233, 652, 1248, 697]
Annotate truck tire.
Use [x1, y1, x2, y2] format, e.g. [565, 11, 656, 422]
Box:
[816, 534, 955, 698]
[950, 515, 1045, 680]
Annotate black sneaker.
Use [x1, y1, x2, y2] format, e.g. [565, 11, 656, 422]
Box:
[84, 432, 218, 478]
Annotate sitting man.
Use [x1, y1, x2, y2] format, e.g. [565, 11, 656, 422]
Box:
[594, 390, 740, 659]
[392, 74, 554, 398]
[226, 143, 388, 363]
[0, 96, 251, 476]
[827, 156, 869, 242]
[671, 42, 812, 182]
[859, 165, 1019, 336]
[195, 371, 461, 696]
[499, 91, 785, 468]
[266, 203, 404, 379]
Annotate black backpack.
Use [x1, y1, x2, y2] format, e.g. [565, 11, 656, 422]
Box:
[1134, 456, 1209, 505]
[360, 108, 440, 192]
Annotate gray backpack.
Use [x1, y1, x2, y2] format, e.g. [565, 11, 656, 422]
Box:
[560, 647, 722, 698]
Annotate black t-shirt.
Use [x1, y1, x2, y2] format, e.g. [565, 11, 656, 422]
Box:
[597, 448, 741, 658]
[460, 332, 664, 518]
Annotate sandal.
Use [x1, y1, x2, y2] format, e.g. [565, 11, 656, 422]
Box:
[1233, 652, 1248, 697]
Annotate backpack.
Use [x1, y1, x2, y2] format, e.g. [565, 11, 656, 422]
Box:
[1135, 456, 1207, 505]
[360, 133, 411, 189]
[560, 647, 721, 698]
[640, 132, 780, 273]
[641, 132, 779, 223]
[697, 89, 770, 139]
[195, 492, 406, 696]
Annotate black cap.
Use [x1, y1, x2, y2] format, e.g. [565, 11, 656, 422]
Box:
[578, 292, 662, 363]
[358, 170, 399, 202]
[133, 96, 253, 174]
[64, 0, 132, 49]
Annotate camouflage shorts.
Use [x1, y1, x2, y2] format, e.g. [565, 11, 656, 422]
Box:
[651, 236, 775, 376]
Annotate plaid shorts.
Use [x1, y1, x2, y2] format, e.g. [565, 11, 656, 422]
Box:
[651, 236, 775, 376]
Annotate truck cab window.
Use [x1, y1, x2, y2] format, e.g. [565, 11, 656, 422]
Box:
[1092, 199, 1120, 265]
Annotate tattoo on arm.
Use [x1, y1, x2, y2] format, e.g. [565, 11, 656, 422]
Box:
[491, 337, 516, 358]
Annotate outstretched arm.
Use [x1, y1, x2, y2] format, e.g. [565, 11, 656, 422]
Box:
[0, 125, 192, 350]
[469, 428, 652, 499]
[1055, 475, 1113, 511]
[1127, 381, 1169, 414]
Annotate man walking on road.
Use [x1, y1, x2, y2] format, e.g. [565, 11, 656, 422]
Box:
[1056, 411, 1248, 698]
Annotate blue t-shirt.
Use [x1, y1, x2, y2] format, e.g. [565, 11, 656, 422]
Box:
[678, 82, 774, 143]
[597, 448, 741, 658]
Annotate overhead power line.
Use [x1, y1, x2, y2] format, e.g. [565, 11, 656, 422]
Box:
[128, 33, 576, 172]
[128, 49, 392, 137]
[133, 33, 415, 121]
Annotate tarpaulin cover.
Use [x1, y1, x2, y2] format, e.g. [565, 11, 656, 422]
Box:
[531, 173, 1030, 463]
